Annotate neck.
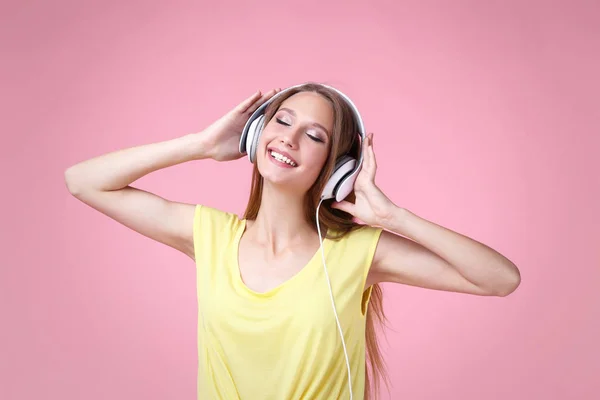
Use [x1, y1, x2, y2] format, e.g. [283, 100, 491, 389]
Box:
[247, 182, 317, 253]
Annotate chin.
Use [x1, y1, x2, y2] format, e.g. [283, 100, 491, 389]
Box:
[259, 168, 296, 187]
[258, 166, 304, 195]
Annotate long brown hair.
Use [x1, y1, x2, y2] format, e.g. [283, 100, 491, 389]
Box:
[242, 83, 390, 399]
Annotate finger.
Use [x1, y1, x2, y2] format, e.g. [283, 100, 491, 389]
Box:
[369, 133, 377, 171]
[237, 90, 263, 113]
[265, 87, 281, 101]
[331, 200, 355, 215]
[247, 88, 279, 115]
[362, 133, 373, 170]
[366, 143, 377, 182]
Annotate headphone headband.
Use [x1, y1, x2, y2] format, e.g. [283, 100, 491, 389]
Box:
[239, 83, 366, 201]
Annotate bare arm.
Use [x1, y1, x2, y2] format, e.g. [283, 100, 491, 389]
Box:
[369, 208, 520, 296]
[64, 89, 279, 261]
[64, 132, 210, 260]
[331, 132, 520, 296]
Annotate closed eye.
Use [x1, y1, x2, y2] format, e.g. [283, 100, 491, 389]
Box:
[276, 118, 325, 143]
[307, 134, 324, 143]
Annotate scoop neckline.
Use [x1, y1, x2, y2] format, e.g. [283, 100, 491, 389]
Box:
[232, 218, 331, 298]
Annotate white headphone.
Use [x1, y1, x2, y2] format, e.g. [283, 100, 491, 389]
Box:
[238, 83, 366, 399]
[239, 83, 366, 202]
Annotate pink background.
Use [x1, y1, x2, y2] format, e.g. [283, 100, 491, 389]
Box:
[2, 0, 599, 399]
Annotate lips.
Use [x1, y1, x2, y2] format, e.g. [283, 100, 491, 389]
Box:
[267, 147, 298, 167]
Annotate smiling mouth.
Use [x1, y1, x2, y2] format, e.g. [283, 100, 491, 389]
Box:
[268, 150, 298, 167]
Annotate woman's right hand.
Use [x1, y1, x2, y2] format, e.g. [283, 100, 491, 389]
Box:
[202, 88, 281, 162]
[64, 87, 282, 261]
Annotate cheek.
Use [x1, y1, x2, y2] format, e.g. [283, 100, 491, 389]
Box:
[255, 129, 276, 159]
[260, 123, 282, 142]
[257, 130, 270, 149]
[310, 143, 329, 164]
[301, 149, 329, 176]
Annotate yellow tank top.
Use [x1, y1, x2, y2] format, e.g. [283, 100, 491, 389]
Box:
[192, 204, 383, 400]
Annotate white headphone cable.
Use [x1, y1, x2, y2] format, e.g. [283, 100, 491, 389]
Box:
[316, 198, 353, 400]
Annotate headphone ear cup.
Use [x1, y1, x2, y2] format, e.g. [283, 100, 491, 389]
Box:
[321, 156, 356, 201]
[246, 115, 265, 163]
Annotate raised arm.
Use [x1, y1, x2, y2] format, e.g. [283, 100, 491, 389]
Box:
[64, 132, 209, 259]
[64, 89, 280, 260]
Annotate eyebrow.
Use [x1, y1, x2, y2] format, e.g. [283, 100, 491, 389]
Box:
[279, 107, 330, 137]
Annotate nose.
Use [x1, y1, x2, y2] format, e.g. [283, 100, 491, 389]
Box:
[280, 128, 300, 149]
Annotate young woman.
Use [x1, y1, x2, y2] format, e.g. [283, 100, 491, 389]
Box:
[64, 82, 521, 400]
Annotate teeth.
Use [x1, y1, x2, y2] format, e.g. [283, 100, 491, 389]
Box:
[270, 150, 297, 166]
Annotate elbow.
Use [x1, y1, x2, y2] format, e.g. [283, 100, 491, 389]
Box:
[64, 166, 85, 197]
[494, 265, 521, 297]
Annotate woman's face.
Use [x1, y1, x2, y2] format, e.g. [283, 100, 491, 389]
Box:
[256, 91, 334, 195]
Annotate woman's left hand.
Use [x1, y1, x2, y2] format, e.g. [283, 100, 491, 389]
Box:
[331, 133, 397, 226]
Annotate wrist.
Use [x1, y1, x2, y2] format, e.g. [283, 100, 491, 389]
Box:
[379, 205, 411, 234]
[181, 131, 214, 161]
